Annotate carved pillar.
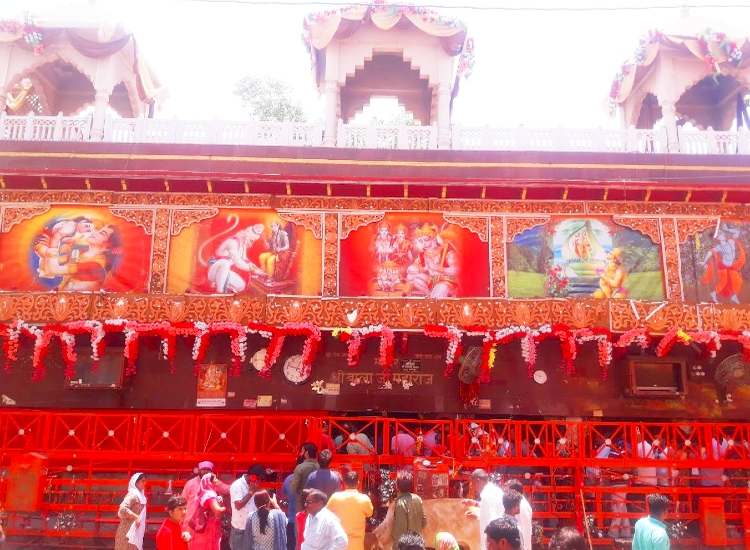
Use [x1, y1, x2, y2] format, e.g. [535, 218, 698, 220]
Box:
[323, 80, 339, 147]
[436, 82, 451, 149]
[660, 100, 680, 153]
[89, 88, 111, 141]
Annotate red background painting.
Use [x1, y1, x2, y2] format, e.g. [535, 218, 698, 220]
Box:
[339, 213, 490, 297]
[0, 207, 152, 292]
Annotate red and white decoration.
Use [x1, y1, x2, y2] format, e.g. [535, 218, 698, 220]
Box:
[0, 318, 745, 389]
[337, 325, 396, 379]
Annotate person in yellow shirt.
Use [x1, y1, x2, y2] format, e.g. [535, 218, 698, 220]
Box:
[326, 471, 373, 550]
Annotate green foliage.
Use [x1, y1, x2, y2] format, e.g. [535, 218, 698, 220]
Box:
[507, 242, 536, 272]
[233, 76, 309, 122]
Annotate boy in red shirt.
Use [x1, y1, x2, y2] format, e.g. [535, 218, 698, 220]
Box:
[156, 495, 191, 550]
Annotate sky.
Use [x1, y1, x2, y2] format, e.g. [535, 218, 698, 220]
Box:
[5, 0, 750, 129]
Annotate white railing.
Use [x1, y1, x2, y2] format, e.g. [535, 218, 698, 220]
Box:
[0, 112, 90, 141]
[450, 124, 669, 153]
[336, 120, 437, 149]
[2, 112, 750, 154]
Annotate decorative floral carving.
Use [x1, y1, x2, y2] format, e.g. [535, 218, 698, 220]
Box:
[109, 208, 156, 235]
[169, 194, 272, 207]
[279, 212, 323, 239]
[613, 217, 660, 243]
[170, 208, 219, 236]
[437, 300, 493, 327]
[340, 213, 385, 239]
[505, 218, 549, 242]
[431, 200, 584, 214]
[442, 215, 488, 242]
[37, 294, 91, 323]
[587, 201, 742, 217]
[275, 197, 429, 211]
[323, 213, 339, 297]
[0, 191, 113, 205]
[609, 301, 699, 333]
[2, 206, 51, 232]
[266, 296, 434, 328]
[660, 219, 683, 300]
[700, 304, 750, 332]
[676, 218, 719, 243]
[490, 218, 505, 297]
[149, 209, 171, 293]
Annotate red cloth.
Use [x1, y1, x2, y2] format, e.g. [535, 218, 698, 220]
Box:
[156, 519, 189, 550]
[321, 433, 336, 453]
[295, 511, 307, 550]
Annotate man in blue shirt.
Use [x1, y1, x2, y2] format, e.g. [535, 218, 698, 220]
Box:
[633, 493, 670, 550]
[305, 449, 343, 500]
[282, 473, 298, 550]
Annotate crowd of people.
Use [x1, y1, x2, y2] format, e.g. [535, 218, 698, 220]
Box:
[113, 444, 673, 550]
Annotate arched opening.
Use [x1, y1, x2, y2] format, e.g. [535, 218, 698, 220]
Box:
[340, 54, 431, 124]
[109, 82, 136, 119]
[635, 93, 663, 129]
[31, 59, 95, 116]
[675, 74, 748, 130]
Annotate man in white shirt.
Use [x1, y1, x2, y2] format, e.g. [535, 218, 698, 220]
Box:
[301, 488, 348, 550]
[635, 440, 658, 487]
[505, 479, 532, 550]
[461, 469, 505, 550]
[229, 467, 262, 550]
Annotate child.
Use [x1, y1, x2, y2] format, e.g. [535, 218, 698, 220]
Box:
[156, 495, 191, 550]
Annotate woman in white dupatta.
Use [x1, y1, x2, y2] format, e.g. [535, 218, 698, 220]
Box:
[115, 473, 147, 550]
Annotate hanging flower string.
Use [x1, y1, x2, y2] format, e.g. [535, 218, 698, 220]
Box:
[424, 325, 463, 377]
[0, 320, 22, 371]
[697, 28, 743, 76]
[336, 325, 396, 380]
[191, 322, 256, 377]
[613, 327, 651, 358]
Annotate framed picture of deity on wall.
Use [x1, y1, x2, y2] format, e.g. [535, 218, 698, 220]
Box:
[0, 206, 153, 293]
[679, 220, 750, 304]
[339, 212, 490, 298]
[506, 217, 665, 300]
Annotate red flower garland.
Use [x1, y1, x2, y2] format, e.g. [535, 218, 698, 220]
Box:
[0, 320, 22, 372]
[338, 325, 395, 380]
[424, 324, 462, 377]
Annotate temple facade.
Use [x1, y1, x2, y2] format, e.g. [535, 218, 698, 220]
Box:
[1, 3, 750, 549]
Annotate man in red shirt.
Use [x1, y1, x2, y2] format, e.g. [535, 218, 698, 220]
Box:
[156, 495, 191, 550]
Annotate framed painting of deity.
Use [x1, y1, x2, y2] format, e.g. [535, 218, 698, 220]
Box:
[339, 213, 490, 298]
[0, 206, 153, 292]
[507, 217, 665, 300]
[680, 220, 750, 304]
[167, 209, 322, 295]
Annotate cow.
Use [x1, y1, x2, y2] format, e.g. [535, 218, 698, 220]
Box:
[364, 498, 480, 550]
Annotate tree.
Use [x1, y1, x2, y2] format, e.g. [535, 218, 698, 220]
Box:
[233, 76, 308, 122]
[370, 107, 420, 126]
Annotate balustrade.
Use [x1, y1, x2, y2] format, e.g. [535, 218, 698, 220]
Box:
[3, 112, 749, 153]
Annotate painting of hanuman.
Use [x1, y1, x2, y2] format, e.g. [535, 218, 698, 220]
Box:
[405, 223, 460, 298]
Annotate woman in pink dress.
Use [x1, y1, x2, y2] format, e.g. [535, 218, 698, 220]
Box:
[191, 473, 226, 550]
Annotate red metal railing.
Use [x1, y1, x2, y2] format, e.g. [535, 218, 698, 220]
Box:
[0, 411, 748, 548]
